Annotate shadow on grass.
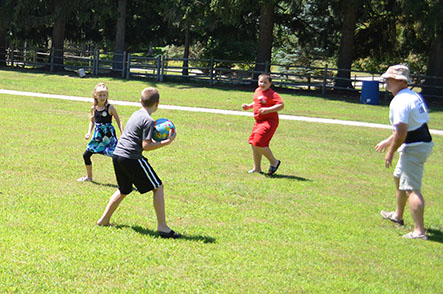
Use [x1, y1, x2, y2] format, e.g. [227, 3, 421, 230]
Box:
[91, 181, 119, 189]
[111, 224, 216, 243]
[427, 229, 443, 243]
[265, 174, 312, 181]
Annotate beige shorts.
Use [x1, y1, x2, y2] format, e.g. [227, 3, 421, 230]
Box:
[394, 142, 434, 191]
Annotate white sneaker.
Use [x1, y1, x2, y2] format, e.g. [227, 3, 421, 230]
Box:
[77, 176, 93, 182]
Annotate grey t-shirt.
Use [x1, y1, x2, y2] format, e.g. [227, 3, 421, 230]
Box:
[113, 108, 154, 159]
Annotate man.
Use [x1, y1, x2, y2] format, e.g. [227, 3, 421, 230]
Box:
[375, 64, 434, 240]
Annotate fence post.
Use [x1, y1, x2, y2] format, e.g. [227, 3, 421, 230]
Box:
[50, 47, 54, 72]
[156, 56, 161, 81]
[307, 63, 311, 91]
[322, 64, 328, 96]
[95, 50, 99, 75]
[126, 53, 131, 80]
[10, 47, 14, 67]
[121, 51, 126, 78]
[210, 57, 214, 86]
[160, 55, 165, 82]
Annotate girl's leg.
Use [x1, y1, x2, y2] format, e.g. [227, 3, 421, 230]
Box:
[251, 145, 263, 172]
[97, 190, 127, 226]
[85, 164, 93, 179]
[81, 150, 94, 180]
[259, 146, 279, 167]
[152, 185, 172, 233]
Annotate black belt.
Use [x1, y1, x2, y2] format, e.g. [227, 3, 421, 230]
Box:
[404, 123, 432, 144]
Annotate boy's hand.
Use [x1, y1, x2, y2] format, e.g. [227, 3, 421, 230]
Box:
[84, 133, 91, 140]
[166, 129, 176, 144]
[259, 107, 268, 114]
[242, 104, 251, 110]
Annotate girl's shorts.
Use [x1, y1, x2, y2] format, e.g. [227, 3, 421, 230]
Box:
[248, 120, 278, 147]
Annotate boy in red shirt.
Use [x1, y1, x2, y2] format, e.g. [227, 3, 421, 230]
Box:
[242, 73, 284, 175]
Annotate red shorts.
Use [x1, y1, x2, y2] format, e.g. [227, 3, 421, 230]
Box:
[248, 120, 278, 147]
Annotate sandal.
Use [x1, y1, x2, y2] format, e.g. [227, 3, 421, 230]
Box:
[403, 232, 428, 240]
[267, 160, 281, 175]
[380, 210, 404, 226]
[158, 230, 182, 239]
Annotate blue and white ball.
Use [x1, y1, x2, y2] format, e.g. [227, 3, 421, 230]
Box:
[153, 118, 176, 142]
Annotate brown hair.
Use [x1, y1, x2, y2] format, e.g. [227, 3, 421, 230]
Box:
[141, 87, 160, 107]
[258, 73, 272, 82]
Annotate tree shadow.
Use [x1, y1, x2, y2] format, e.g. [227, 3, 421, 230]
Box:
[112, 224, 216, 243]
[265, 174, 312, 181]
[426, 229, 443, 243]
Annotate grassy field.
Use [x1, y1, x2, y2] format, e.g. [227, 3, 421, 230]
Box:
[0, 69, 442, 293]
[1, 68, 443, 129]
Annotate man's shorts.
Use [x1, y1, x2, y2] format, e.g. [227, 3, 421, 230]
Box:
[394, 142, 434, 191]
[248, 120, 278, 147]
[112, 154, 162, 195]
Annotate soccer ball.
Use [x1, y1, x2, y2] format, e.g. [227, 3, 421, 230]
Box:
[153, 118, 176, 142]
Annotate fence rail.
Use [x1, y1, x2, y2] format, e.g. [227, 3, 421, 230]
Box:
[1, 46, 442, 103]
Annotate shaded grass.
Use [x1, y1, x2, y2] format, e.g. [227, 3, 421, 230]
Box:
[0, 86, 442, 293]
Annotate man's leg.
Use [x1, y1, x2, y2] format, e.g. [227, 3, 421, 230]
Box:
[394, 177, 408, 220]
[97, 190, 127, 226]
[407, 190, 426, 235]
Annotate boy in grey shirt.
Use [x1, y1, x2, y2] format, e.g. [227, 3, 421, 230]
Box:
[97, 87, 181, 238]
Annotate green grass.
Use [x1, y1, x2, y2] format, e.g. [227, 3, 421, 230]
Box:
[0, 70, 442, 293]
[1, 68, 443, 130]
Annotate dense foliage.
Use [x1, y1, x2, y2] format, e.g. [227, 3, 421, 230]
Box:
[0, 0, 442, 77]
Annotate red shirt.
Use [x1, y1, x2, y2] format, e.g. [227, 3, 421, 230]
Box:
[252, 87, 283, 122]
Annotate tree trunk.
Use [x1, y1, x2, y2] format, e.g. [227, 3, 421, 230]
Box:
[422, 36, 443, 102]
[254, 1, 274, 76]
[51, 2, 66, 72]
[182, 23, 190, 77]
[113, 0, 127, 73]
[335, 0, 359, 89]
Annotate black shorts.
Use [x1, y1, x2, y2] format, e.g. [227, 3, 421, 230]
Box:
[112, 154, 162, 195]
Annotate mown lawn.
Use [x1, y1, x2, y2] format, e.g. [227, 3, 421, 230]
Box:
[0, 70, 442, 293]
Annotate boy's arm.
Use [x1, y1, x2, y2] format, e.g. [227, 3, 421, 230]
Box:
[259, 102, 284, 115]
[142, 131, 176, 151]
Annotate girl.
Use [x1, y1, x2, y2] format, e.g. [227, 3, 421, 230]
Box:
[242, 73, 284, 175]
[78, 83, 123, 182]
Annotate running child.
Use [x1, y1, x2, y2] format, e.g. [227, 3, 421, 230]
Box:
[242, 73, 284, 175]
[78, 83, 124, 182]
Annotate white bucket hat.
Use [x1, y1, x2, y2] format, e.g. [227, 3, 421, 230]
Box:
[381, 64, 411, 83]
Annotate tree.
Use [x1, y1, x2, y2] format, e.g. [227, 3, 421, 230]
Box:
[159, 0, 210, 76]
[400, 0, 443, 99]
[113, 0, 127, 72]
[335, 0, 363, 89]
[253, 0, 276, 74]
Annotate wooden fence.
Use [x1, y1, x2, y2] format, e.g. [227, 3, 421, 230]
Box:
[1, 46, 442, 103]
